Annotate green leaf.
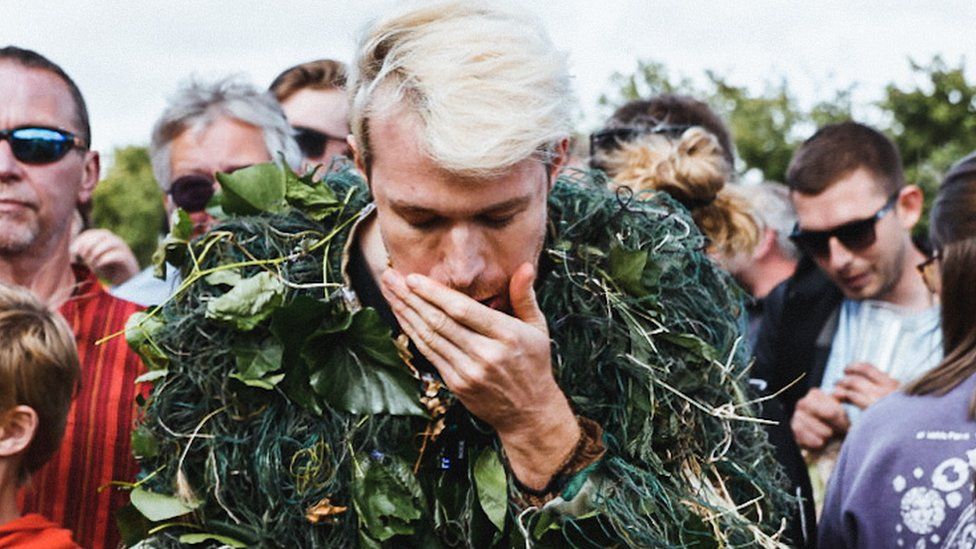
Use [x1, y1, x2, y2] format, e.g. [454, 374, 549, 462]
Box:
[116, 502, 152, 547]
[131, 425, 159, 459]
[179, 533, 247, 547]
[285, 169, 339, 221]
[171, 208, 193, 241]
[473, 448, 508, 532]
[134, 369, 169, 383]
[205, 271, 285, 331]
[609, 243, 649, 296]
[216, 163, 286, 215]
[660, 332, 721, 363]
[303, 308, 425, 416]
[129, 487, 199, 522]
[352, 454, 425, 541]
[125, 312, 169, 370]
[205, 269, 243, 287]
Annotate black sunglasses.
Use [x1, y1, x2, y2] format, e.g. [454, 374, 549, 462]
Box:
[589, 122, 692, 166]
[169, 175, 215, 213]
[293, 126, 349, 159]
[789, 191, 900, 258]
[0, 126, 87, 164]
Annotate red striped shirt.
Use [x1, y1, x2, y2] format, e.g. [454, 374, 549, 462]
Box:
[20, 266, 144, 549]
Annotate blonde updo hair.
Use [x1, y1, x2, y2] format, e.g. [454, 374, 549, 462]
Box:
[348, 0, 574, 178]
[595, 96, 760, 260]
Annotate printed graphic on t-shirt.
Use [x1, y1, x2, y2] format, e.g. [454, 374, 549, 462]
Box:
[890, 436, 976, 548]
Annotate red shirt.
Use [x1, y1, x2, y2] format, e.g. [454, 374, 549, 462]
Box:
[19, 266, 144, 549]
[0, 514, 79, 548]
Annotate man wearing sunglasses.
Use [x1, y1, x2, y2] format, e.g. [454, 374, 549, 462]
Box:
[270, 59, 351, 175]
[754, 123, 941, 464]
[0, 47, 145, 548]
[112, 77, 302, 306]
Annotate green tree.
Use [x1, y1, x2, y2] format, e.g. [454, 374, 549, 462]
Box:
[598, 60, 852, 183]
[879, 56, 976, 237]
[91, 146, 166, 268]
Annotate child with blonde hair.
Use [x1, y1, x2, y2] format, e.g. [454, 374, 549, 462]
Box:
[0, 283, 80, 548]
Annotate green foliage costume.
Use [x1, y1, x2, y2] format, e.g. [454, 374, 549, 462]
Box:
[122, 164, 792, 547]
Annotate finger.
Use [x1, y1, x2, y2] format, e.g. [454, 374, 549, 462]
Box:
[791, 414, 830, 450]
[384, 285, 466, 389]
[843, 362, 886, 383]
[384, 270, 495, 355]
[833, 385, 872, 410]
[509, 262, 546, 333]
[402, 273, 508, 336]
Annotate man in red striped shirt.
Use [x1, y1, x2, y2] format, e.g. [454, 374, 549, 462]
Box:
[0, 46, 144, 548]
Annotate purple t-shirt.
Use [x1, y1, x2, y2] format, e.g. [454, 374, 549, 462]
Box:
[819, 373, 976, 548]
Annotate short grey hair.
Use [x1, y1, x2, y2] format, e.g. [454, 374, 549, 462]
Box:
[752, 182, 800, 260]
[150, 76, 302, 191]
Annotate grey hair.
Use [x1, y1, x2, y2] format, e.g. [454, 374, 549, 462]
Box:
[150, 76, 302, 191]
[752, 182, 800, 260]
[349, 0, 574, 178]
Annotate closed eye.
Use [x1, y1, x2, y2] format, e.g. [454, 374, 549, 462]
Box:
[479, 213, 516, 228]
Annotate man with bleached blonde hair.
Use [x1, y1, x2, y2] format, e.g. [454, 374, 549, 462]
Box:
[132, 2, 791, 546]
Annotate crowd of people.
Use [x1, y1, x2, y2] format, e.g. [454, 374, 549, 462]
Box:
[0, 1, 973, 547]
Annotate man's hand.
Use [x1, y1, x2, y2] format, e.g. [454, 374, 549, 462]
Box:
[381, 263, 580, 490]
[791, 388, 850, 451]
[71, 228, 140, 286]
[833, 362, 899, 410]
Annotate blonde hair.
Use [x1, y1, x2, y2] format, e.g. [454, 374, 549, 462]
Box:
[601, 128, 761, 259]
[349, 0, 574, 177]
[0, 283, 80, 482]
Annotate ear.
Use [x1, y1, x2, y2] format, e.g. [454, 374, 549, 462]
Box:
[349, 135, 366, 174]
[753, 227, 776, 260]
[76, 150, 100, 205]
[896, 184, 924, 230]
[545, 138, 570, 191]
[0, 406, 38, 458]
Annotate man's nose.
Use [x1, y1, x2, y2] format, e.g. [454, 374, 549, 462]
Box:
[441, 224, 486, 291]
[0, 139, 23, 181]
[826, 237, 854, 271]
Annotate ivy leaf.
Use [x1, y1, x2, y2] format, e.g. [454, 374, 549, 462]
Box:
[125, 312, 169, 370]
[473, 448, 508, 532]
[285, 169, 339, 221]
[134, 369, 169, 383]
[130, 487, 199, 522]
[170, 208, 193, 241]
[179, 533, 247, 547]
[216, 163, 287, 215]
[609, 243, 649, 296]
[205, 269, 243, 287]
[303, 308, 425, 417]
[230, 341, 285, 390]
[131, 425, 159, 459]
[660, 332, 721, 363]
[352, 454, 425, 541]
[205, 271, 285, 331]
[270, 297, 333, 415]
[153, 209, 193, 276]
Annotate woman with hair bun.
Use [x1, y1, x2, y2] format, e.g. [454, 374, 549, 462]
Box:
[818, 152, 976, 548]
[591, 94, 760, 267]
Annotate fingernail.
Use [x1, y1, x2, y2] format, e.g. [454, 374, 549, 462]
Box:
[382, 270, 405, 294]
[406, 273, 423, 288]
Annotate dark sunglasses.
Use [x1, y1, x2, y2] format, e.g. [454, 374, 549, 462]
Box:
[789, 191, 900, 258]
[0, 126, 87, 164]
[293, 126, 349, 159]
[589, 122, 692, 165]
[169, 174, 215, 212]
[916, 249, 941, 294]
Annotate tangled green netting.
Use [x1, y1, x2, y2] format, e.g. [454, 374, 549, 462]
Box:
[128, 167, 792, 548]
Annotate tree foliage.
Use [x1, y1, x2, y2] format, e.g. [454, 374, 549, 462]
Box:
[91, 146, 166, 268]
[600, 56, 976, 237]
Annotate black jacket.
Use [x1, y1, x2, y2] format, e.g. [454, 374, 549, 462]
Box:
[750, 257, 844, 548]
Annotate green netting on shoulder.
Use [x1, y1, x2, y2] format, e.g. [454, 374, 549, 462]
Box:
[122, 164, 791, 548]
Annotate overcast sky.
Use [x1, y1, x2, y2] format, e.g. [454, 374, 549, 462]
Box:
[3, 1, 974, 162]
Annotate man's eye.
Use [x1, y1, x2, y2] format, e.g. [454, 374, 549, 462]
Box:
[480, 214, 515, 228]
[408, 217, 442, 230]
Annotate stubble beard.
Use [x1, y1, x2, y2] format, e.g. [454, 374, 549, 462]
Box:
[0, 214, 38, 255]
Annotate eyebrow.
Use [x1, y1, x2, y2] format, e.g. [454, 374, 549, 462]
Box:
[389, 194, 533, 218]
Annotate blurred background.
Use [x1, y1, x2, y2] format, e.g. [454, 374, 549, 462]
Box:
[3, 0, 974, 267]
